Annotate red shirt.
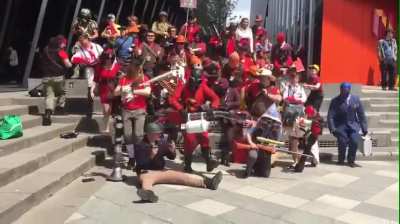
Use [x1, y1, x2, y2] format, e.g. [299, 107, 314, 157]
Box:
[58, 50, 69, 60]
[308, 74, 323, 93]
[119, 75, 149, 110]
[95, 62, 120, 81]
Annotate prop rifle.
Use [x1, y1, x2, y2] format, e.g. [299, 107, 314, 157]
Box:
[256, 137, 314, 158]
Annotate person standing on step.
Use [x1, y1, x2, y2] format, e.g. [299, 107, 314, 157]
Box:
[327, 82, 368, 168]
[40, 35, 72, 126]
[304, 64, 324, 112]
[378, 28, 397, 91]
[136, 122, 223, 203]
[113, 57, 151, 169]
[71, 34, 103, 118]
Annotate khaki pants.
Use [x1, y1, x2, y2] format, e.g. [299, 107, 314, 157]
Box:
[122, 109, 146, 145]
[139, 170, 205, 190]
[43, 76, 66, 111]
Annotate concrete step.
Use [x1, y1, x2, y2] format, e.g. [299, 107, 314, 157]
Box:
[319, 129, 393, 147]
[368, 98, 398, 104]
[317, 147, 398, 162]
[0, 147, 100, 224]
[361, 89, 398, 98]
[0, 105, 29, 117]
[0, 123, 76, 157]
[319, 112, 398, 129]
[370, 104, 398, 112]
[379, 120, 398, 129]
[0, 135, 89, 188]
[11, 166, 109, 224]
[20, 115, 42, 130]
[391, 137, 398, 147]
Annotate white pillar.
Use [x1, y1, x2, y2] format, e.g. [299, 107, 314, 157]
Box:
[307, 0, 315, 64]
[97, 0, 107, 24]
[67, 0, 83, 51]
[0, 0, 13, 51]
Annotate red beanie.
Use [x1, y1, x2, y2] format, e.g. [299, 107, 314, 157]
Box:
[276, 32, 286, 44]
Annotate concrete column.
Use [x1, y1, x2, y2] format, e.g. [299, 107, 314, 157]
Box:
[160, 0, 167, 12]
[97, 0, 107, 24]
[67, 0, 83, 51]
[116, 0, 125, 22]
[299, 0, 305, 47]
[141, 0, 150, 21]
[307, 0, 315, 64]
[23, 0, 49, 88]
[0, 0, 13, 51]
[131, 0, 138, 15]
[150, 0, 159, 22]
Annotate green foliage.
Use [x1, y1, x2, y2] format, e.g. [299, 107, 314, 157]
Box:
[194, 0, 238, 33]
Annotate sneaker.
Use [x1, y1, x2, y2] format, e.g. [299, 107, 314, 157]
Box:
[137, 189, 159, 203]
[348, 162, 362, 168]
[206, 159, 219, 172]
[336, 161, 345, 166]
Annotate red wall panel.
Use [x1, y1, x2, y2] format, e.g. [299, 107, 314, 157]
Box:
[320, 0, 397, 85]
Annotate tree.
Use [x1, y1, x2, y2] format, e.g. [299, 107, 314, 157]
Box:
[194, 0, 237, 34]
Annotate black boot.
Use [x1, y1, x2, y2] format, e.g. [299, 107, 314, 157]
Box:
[220, 151, 231, 167]
[202, 148, 218, 172]
[55, 106, 67, 115]
[137, 189, 159, 203]
[42, 109, 52, 126]
[204, 171, 223, 190]
[184, 154, 194, 173]
[127, 158, 136, 170]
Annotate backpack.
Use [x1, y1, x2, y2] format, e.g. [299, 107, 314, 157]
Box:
[0, 115, 23, 140]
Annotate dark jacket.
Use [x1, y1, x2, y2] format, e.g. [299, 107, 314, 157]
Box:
[327, 94, 367, 134]
[135, 138, 176, 171]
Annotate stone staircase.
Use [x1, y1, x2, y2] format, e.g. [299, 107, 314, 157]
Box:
[0, 92, 105, 224]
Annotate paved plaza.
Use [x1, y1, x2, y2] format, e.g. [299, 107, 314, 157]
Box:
[56, 158, 399, 224]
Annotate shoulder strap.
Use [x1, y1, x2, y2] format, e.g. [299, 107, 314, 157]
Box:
[44, 47, 64, 70]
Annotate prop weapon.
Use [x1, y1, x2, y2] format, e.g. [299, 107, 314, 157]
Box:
[256, 137, 314, 158]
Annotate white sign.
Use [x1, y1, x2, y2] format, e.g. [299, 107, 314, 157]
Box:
[180, 0, 197, 9]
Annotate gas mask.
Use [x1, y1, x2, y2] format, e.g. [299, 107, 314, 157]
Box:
[189, 69, 202, 91]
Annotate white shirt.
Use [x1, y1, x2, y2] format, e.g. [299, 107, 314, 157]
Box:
[235, 27, 254, 53]
[71, 42, 103, 65]
[282, 83, 307, 104]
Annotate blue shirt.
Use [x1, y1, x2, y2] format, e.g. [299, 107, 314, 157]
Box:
[115, 36, 134, 59]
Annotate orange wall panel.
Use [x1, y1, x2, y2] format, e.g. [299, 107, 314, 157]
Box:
[320, 0, 397, 85]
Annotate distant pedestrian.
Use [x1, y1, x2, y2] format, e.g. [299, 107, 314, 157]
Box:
[327, 83, 368, 168]
[6, 45, 19, 84]
[378, 28, 397, 90]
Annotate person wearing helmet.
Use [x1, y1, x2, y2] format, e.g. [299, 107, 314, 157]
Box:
[71, 8, 98, 40]
[135, 122, 223, 203]
[243, 104, 282, 178]
[304, 64, 324, 112]
[152, 11, 171, 42]
[168, 56, 220, 173]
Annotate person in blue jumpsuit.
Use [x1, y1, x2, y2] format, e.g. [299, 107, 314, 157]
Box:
[327, 83, 368, 167]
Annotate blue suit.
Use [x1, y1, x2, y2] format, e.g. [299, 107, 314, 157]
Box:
[327, 94, 368, 163]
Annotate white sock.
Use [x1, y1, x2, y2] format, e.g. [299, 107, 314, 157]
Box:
[127, 144, 135, 158]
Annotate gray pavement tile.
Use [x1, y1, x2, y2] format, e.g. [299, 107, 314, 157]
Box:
[212, 190, 292, 219]
[127, 200, 230, 224]
[65, 217, 99, 224]
[329, 186, 378, 202]
[281, 210, 342, 224]
[336, 211, 397, 224]
[298, 201, 347, 219]
[93, 182, 138, 206]
[78, 196, 123, 223]
[348, 174, 398, 193]
[161, 190, 205, 206]
[282, 182, 338, 200]
[220, 208, 290, 224]
[366, 188, 399, 210]
[352, 202, 397, 221]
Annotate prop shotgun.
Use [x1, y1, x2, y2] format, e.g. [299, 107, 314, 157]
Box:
[256, 137, 314, 159]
